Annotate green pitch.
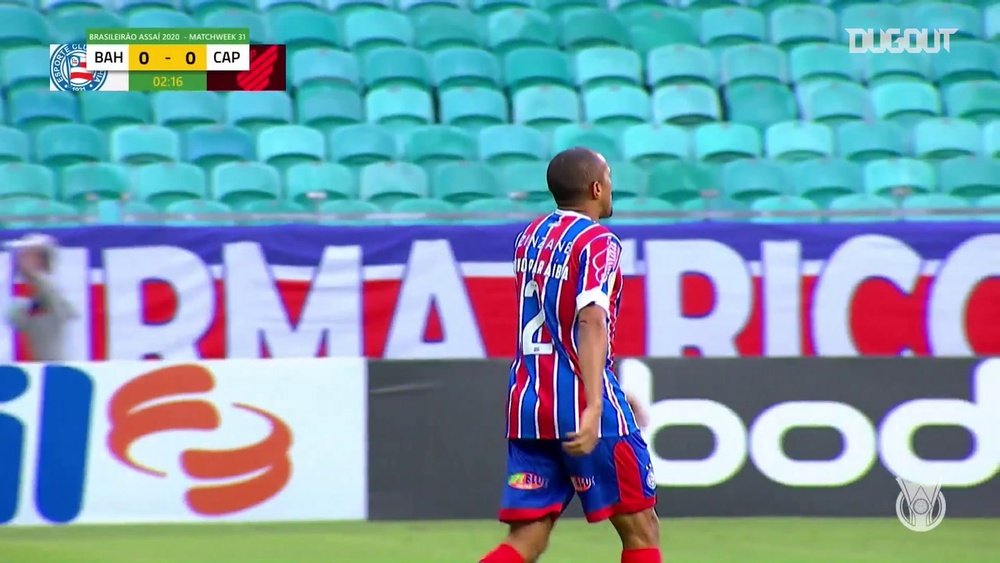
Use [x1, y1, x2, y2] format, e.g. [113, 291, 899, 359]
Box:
[1, 518, 997, 563]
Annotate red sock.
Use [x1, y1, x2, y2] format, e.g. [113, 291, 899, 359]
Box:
[622, 547, 662, 563]
[481, 543, 525, 563]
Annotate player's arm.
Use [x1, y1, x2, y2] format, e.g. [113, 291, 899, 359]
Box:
[576, 303, 607, 416]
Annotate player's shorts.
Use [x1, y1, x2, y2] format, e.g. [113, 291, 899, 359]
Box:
[499, 432, 657, 524]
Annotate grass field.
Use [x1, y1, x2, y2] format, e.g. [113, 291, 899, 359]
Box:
[2, 518, 998, 563]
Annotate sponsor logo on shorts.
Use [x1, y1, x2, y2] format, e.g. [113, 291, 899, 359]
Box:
[571, 476, 595, 492]
[646, 464, 657, 491]
[508, 472, 547, 491]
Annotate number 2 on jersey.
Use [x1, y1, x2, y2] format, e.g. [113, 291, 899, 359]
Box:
[521, 280, 554, 356]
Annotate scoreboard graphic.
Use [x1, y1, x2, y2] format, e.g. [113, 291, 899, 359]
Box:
[49, 28, 285, 92]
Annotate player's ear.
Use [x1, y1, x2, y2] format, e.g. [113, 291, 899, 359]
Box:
[590, 180, 602, 200]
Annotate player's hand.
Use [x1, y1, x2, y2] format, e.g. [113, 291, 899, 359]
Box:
[563, 408, 600, 457]
[626, 392, 649, 429]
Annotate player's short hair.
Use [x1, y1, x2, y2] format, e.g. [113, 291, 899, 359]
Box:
[546, 147, 606, 206]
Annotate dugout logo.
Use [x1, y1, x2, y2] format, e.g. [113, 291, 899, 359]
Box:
[50, 44, 107, 92]
[107, 364, 293, 516]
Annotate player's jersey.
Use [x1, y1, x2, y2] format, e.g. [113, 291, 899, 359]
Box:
[506, 209, 639, 440]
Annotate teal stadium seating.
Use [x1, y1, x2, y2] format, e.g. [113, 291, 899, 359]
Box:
[1, 0, 999, 227]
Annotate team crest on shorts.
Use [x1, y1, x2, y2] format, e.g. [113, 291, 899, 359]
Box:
[646, 464, 657, 490]
[50, 44, 108, 92]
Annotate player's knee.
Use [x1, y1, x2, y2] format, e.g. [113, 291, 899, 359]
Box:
[507, 520, 553, 560]
[615, 509, 660, 549]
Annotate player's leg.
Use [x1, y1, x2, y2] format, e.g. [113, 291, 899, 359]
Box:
[482, 439, 573, 563]
[565, 432, 661, 562]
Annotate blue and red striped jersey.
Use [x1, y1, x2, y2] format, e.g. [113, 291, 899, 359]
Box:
[506, 210, 639, 440]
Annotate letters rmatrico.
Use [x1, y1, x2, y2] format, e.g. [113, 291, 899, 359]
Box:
[0, 224, 998, 361]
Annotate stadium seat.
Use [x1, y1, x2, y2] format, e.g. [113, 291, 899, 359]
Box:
[365, 86, 434, 131]
[488, 9, 557, 55]
[80, 92, 151, 131]
[286, 162, 358, 204]
[359, 161, 430, 206]
[649, 161, 721, 204]
[985, 120, 1000, 157]
[609, 197, 676, 225]
[694, 122, 762, 162]
[789, 44, 855, 84]
[538, 0, 601, 18]
[622, 123, 690, 166]
[765, 120, 833, 160]
[939, 156, 1000, 199]
[226, 91, 293, 134]
[117, 0, 177, 16]
[901, 193, 972, 222]
[433, 48, 502, 90]
[479, 124, 547, 165]
[290, 48, 361, 91]
[403, 125, 478, 169]
[625, 7, 699, 55]
[2, 46, 49, 94]
[559, 9, 630, 52]
[827, 193, 897, 223]
[328, 0, 393, 15]
[864, 158, 936, 196]
[389, 198, 457, 225]
[344, 10, 415, 55]
[790, 158, 863, 206]
[183, 125, 254, 170]
[726, 82, 798, 130]
[498, 161, 550, 201]
[2, 200, 79, 228]
[460, 197, 525, 225]
[257, 125, 325, 171]
[513, 85, 581, 131]
[432, 161, 502, 204]
[907, 2, 982, 41]
[751, 195, 820, 224]
[9, 91, 76, 134]
[576, 47, 642, 90]
[0, 163, 56, 200]
[988, 3, 1000, 41]
[503, 47, 573, 92]
[112, 125, 180, 164]
[363, 47, 431, 89]
[871, 82, 943, 128]
[647, 44, 716, 87]
[864, 52, 931, 88]
[439, 86, 510, 130]
[801, 81, 870, 127]
[720, 44, 788, 86]
[239, 199, 309, 226]
[50, 9, 124, 44]
[583, 85, 651, 136]
[60, 162, 129, 206]
[944, 81, 1000, 124]
[839, 3, 902, 45]
[330, 124, 397, 165]
[135, 162, 209, 210]
[126, 8, 196, 28]
[473, 0, 532, 14]
[700, 7, 767, 47]
[679, 194, 745, 221]
[152, 92, 223, 131]
[35, 123, 107, 166]
[722, 159, 790, 202]
[552, 124, 621, 160]
[0, 6, 48, 47]
[608, 161, 648, 199]
[769, 5, 837, 49]
[268, 8, 340, 51]
[317, 199, 381, 225]
[0, 128, 28, 163]
[296, 87, 363, 132]
[912, 118, 981, 160]
[837, 120, 907, 162]
[932, 41, 998, 87]
[185, 0, 253, 18]
[164, 200, 236, 227]
[212, 161, 283, 210]
[412, 8, 482, 52]
[202, 9, 270, 44]
[652, 84, 721, 126]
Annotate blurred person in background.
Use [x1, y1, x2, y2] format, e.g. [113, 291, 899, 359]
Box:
[4, 234, 77, 362]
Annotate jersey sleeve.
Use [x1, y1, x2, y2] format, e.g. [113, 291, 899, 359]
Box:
[575, 233, 622, 315]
